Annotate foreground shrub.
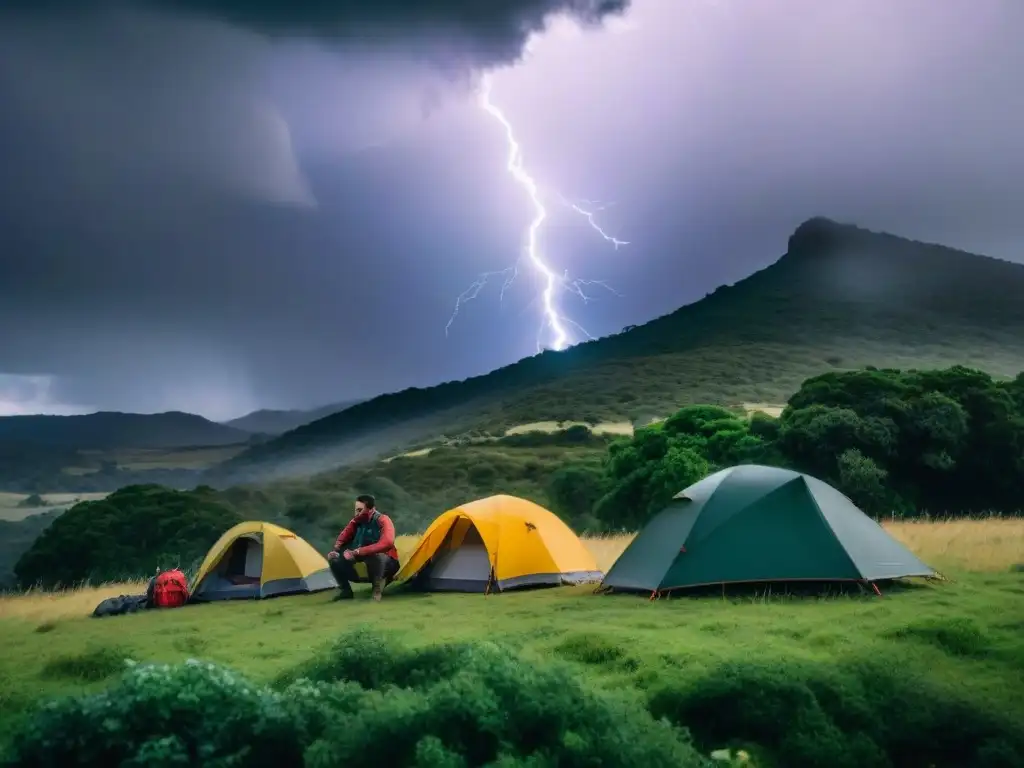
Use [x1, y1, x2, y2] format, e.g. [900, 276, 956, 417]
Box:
[5, 631, 711, 767]
[4, 659, 303, 767]
[649, 656, 1024, 768]
[283, 629, 709, 767]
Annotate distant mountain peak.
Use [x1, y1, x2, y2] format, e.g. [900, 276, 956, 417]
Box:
[785, 217, 885, 259]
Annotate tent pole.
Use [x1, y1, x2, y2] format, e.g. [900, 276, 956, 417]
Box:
[870, 581, 882, 597]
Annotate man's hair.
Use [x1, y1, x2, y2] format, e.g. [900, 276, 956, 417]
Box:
[356, 494, 376, 509]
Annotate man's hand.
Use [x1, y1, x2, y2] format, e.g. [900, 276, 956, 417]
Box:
[327, 550, 339, 561]
[343, 549, 356, 561]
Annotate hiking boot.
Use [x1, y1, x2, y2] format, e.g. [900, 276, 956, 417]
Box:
[332, 589, 354, 601]
[371, 581, 383, 602]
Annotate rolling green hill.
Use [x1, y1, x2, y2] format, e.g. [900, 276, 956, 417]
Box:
[0, 411, 251, 449]
[208, 218, 1024, 485]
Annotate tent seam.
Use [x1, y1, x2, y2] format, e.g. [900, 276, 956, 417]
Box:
[801, 477, 865, 580]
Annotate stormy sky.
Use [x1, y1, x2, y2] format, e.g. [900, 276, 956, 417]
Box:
[0, 0, 1021, 420]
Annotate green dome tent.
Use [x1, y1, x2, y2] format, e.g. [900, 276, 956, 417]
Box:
[601, 464, 938, 596]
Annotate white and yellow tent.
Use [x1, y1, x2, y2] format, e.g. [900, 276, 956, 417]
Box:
[392, 495, 602, 593]
[190, 521, 336, 601]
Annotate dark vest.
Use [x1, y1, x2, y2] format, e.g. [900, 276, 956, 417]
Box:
[347, 510, 382, 551]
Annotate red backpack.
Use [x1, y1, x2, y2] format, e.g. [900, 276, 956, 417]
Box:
[151, 569, 190, 608]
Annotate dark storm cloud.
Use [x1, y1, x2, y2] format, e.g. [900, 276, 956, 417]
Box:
[5, 0, 630, 73]
[142, 0, 628, 64]
[0, 0, 1020, 419]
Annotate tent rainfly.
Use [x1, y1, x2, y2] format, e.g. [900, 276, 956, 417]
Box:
[601, 464, 938, 596]
[190, 521, 337, 601]
[393, 494, 602, 593]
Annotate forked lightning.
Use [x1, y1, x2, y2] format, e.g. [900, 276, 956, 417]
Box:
[445, 75, 629, 352]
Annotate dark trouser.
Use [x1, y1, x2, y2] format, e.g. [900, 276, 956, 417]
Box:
[329, 553, 400, 594]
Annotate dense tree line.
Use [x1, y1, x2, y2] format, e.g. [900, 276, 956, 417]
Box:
[14, 485, 241, 589]
[549, 366, 1024, 527]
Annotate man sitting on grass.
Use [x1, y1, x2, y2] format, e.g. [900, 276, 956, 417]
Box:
[327, 494, 400, 602]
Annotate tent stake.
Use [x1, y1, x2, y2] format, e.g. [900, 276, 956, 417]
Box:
[870, 581, 882, 597]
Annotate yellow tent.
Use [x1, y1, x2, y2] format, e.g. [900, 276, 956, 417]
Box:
[392, 495, 602, 593]
[190, 521, 337, 601]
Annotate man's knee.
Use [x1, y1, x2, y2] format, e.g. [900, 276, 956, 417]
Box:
[363, 553, 399, 582]
[329, 556, 354, 582]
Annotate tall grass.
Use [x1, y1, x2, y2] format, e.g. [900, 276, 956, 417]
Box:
[1, 519, 1019, 624]
[885, 517, 1022, 571]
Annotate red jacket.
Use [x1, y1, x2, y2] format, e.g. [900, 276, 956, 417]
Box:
[334, 509, 399, 560]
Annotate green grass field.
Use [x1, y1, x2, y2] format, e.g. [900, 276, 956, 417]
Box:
[68, 445, 246, 473]
[1, 520, 1022, 764]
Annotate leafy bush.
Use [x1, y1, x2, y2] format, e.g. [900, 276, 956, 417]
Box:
[545, 461, 607, 526]
[4, 658, 304, 767]
[5, 631, 711, 767]
[284, 630, 707, 767]
[648, 656, 1024, 768]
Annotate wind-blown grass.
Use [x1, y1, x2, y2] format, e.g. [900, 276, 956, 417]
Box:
[2, 518, 1021, 766]
[2, 519, 1019, 624]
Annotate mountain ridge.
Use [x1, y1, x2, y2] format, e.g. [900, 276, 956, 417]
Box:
[206, 217, 1024, 485]
[222, 399, 366, 435]
[0, 410, 251, 450]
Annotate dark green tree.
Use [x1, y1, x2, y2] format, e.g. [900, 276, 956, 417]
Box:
[778, 365, 1024, 515]
[14, 484, 241, 588]
[592, 405, 777, 528]
[545, 461, 607, 527]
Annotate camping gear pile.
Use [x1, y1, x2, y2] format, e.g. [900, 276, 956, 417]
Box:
[92, 568, 191, 618]
[90, 464, 940, 617]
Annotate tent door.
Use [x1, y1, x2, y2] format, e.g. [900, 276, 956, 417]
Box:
[218, 534, 263, 586]
[418, 523, 491, 592]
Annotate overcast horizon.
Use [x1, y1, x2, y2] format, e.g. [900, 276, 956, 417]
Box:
[1, 0, 1021, 420]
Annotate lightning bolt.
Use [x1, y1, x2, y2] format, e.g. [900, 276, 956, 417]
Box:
[445, 74, 628, 353]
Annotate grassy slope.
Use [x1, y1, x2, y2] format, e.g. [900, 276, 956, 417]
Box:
[2, 520, 1021, 749]
[211, 218, 1024, 484]
[257, 439, 612, 545]
[81, 445, 246, 472]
